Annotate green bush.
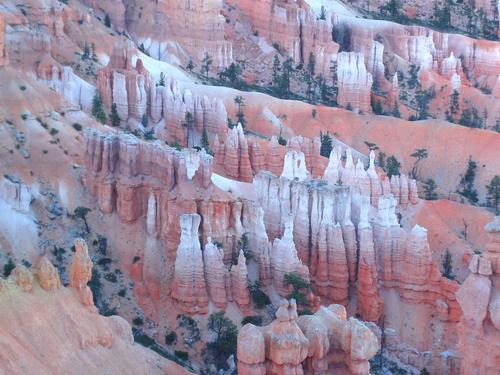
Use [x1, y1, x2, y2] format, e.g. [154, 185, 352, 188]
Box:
[175, 351, 189, 361]
[207, 312, 238, 369]
[72, 123, 82, 131]
[249, 281, 271, 309]
[241, 315, 263, 326]
[3, 258, 15, 277]
[133, 317, 144, 326]
[165, 331, 177, 345]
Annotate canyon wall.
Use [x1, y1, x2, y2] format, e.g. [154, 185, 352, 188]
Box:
[124, 0, 232, 68]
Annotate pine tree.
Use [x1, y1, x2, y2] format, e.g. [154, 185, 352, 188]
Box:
[141, 113, 149, 128]
[272, 54, 281, 89]
[410, 148, 428, 179]
[201, 127, 210, 152]
[318, 5, 327, 20]
[423, 178, 438, 200]
[82, 43, 90, 60]
[408, 64, 420, 89]
[392, 102, 401, 118]
[441, 249, 454, 279]
[449, 89, 460, 120]
[182, 112, 194, 147]
[234, 96, 246, 127]
[458, 156, 479, 203]
[307, 52, 316, 76]
[157, 72, 166, 87]
[201, 53, 213, 79]
[186, 59, 194, 72]
[109, 103, 120, 127]
[319, 132, 333, 158]
[486, 175, 500, 214]
[104, 14, 111, 28]
[386, 155, 401, 177]
[92, 92, 107, 124]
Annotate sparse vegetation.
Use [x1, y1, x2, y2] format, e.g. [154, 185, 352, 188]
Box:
[3, 258, 15, 277]
[165, 331, 177, 345]
[423, 179, 438, 200]
[241, 315, 263, 326]
[486, 175, 500, 214]
[92, 92, 107, 124]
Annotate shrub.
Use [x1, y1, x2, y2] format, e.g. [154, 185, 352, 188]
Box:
[177, 314, 200, 345]
[284, 272, 310, 307]
[97, 257, 112, 268]
[19, 86, 27, 91]
[50, 128, 59, 136]
[175, 351, 188, 361]
[385, 155, 401, 177]
[165, 331, 177, 345]
[3, 258, 15, 277]
[458, 156, 478, 203]
[486, 175, 500, 214]
[249, 281, 271, 309]
[72, 123, 82, 131]
[319, 131, 332, 158]
[242, 315, 263, 326]
[132, 256, 141, 264]
[118, 288, 127, 297]
[21, 114, 28, 120]
[104, 272, 117, 283]
[133, 317, 144, 326]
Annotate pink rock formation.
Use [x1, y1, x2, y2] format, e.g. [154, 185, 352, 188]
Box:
[97, 40, 152, 121]
[280, 150, 309, 181]
[171, 214, 209, 314]
[12, 265, 33, 292]
[336, 52, 373, 113]
[231, 250, 251, 311]
[357, 219, 384, 323]
[214, 123, 253, 182]
[271, 215, 310, 297]
[36, 256, 60, 291]
[0, 14, 7, 67]
[238, 300, 380, 375]
[203, 239, 228, 309]
[69, 238, 95, 310]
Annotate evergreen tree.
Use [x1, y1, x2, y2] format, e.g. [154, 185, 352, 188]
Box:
[218, 63, 243, 88]
[386, 155, 401, 177]
[307, 52, 316, 76]
[157, 72, 166, 87]
[104, 14, 111, 28]
[410, 148, 428, 179]
[449, 89, 460, 120]
[272, 54, 281, 88]
[281, 58, 294, 97]
[371, 96, 383, 115]
[109, 103, 121, 127]
[319, 132, 333, 158]
[201, 53, 213, 79]
[318, 5, 327, 20]
[201, 127, 211, 153]
[186, 59, 194, 72]
[74, 207, 91, 233]
[486, 175, 500, 214]
[141, 113, 149, 128]
[458, 156, 479, 203]
[441, 249, 454, 280]
[92, 92, 107, 124]
[392, 102, 401, 118]
[234, 96, 246, 127]
[91, 43, 98, 62]
[423, 178, 438, 200]
[378, 151, 386, 170]
[182, 112, 195, 147]
[207, 312, 238, 369]
[407, 64, 420, 89]
[82, 43, 91, 60]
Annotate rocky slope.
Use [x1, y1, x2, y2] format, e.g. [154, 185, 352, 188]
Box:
[0, 239, 191, 375]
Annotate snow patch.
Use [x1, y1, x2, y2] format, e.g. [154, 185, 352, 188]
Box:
[211, 174, 256, 200]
